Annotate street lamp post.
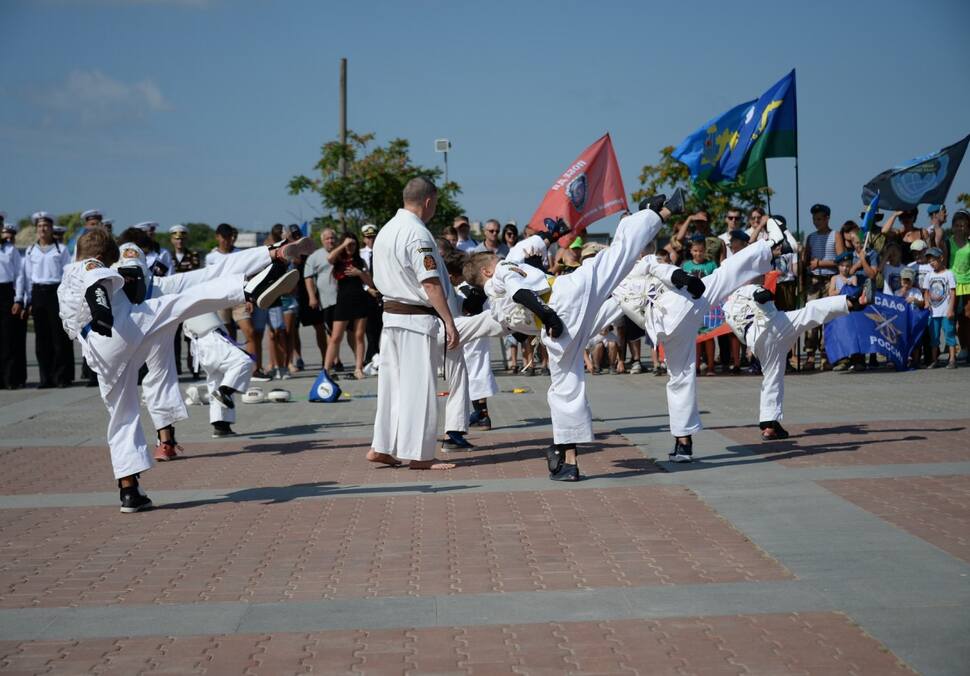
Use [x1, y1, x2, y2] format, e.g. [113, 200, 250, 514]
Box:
[435, 138, 451, 185]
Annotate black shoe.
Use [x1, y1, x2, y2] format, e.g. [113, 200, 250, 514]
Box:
[470, 415, 492, 431]
[212, 385, 236, 409]
[119, 486, 153, 513]
[664, 187, 687, 215]
[760, 421, 790, 440]
[441, 430, 474, 450]
[549, 463, 580, 481]
[546, 445, 565, 474]
[211, 422, 237, 438]
[333, 361, 345, 372]
[639, 193, 666, 214]
[753, 288, 775, 304]
[244, 261, 300, 309]
[57, 382, 71, 388]
[848, 279, 873, 311]
[669, 438, 693, 463]
[251, 369, 272, 382]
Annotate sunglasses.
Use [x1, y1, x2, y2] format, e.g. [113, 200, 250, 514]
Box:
[726, 215, 742, 221]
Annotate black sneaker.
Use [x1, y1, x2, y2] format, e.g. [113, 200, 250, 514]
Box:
[441, 431, 474, 451]
[765, 216, 793, 255]
[546, 445, 565, 474]
[251, 369, 272, 382]
[664, 187, 687, 215]
[212, 385, 235, 409]
[469, 415, 492, 431]
[211, 422, 237, 438]
[549, 463, 580, 481]
[244, 261, 300, 310]
[669, 438, 693, 463]
[119, 486, 153, 513]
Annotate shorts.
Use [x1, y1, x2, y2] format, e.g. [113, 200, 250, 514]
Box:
[622, 315, 645, 341]
[251, 307, 268, 333]
[929, 316, 957, 347]
[217, 303, 250, 325]
[267, 307, 285, 331]
[280, 294, 298, 314]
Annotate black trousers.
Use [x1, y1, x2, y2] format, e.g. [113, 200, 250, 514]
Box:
[365, 296, 383, 362]
[31, 284, 74, 387]
[0, 283, 27, 388]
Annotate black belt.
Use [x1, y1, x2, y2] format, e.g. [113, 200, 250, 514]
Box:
[32, 282, 60, 288]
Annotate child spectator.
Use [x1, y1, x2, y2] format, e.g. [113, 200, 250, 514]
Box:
[922, 247, 958, 368]
[683, 237, 718, 374]
[880, 242, 905, 294]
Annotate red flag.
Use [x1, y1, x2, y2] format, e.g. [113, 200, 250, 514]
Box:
[528, 133, 628, 234]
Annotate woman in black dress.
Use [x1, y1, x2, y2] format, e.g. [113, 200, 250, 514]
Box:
[324, 231, 373, 379]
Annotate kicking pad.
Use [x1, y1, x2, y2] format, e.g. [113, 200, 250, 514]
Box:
[308, 370, 342, 403]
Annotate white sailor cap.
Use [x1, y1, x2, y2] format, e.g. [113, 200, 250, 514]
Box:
[168, 224, 188, 234]
[81, 209, 102, 221]
[2, 221, 17, 233]
[115, 242, 149, 275]
[53, 225, 67, 234]
[102, 218, 114, 228]
[32, 211, 54, 225]
[134, 221, 158, 232]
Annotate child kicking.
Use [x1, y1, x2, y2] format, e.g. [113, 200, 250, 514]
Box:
[58, 227, 312, 512]
[724, 278, 873, 439]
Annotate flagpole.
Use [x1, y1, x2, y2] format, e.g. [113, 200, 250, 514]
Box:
[794, 145, 803, 373]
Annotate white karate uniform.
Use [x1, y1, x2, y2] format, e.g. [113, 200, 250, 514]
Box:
[58, 247, 271, 479]
[540, 208, 664, 444]
[371, 209, 452, 461]
[620, 240, 775, 438]
[183, 312, 253, 424]
[724, 286, 849, 423]
[441, 308, 505, 433]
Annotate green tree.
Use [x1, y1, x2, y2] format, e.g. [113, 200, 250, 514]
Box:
[632, 146, 771, 234]
[957, 192, 970, 211]
[184, 222, 216, 254]
[288, 131, 463, 234]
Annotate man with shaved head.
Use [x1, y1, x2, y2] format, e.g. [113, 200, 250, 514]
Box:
[367, 177, 460, 470]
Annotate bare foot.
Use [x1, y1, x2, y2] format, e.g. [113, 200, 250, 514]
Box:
[408, 459, 456, 470]
[366, 450, 401, 466]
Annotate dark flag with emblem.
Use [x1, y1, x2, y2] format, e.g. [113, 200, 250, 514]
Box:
[823, 289, 930, 371]
[528, 133, 627, 234]
[862, 134, 970, 211]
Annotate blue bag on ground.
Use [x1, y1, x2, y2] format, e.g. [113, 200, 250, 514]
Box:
[308, 369, 342, 402]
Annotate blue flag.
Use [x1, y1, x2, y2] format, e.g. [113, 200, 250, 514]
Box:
[862, 133, 970, 211]
[860, 191, 880, 233]
[718, 70, 798, 180]
[672, 99, 755, 181]
[300, 221, 310, 237]
[823, 290, 930, 370]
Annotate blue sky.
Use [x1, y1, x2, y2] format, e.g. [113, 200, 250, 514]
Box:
[2, 0, 968, 237]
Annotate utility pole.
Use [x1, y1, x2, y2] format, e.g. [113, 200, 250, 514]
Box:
[339, 57, 347, 228]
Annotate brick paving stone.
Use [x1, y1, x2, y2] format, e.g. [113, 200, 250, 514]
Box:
[0, 430, 660, 495]
[714, 419, 969, 467]
[0, 485, 788, 608]
[820, 475, 970, 564]
[0, 613, 914, 674]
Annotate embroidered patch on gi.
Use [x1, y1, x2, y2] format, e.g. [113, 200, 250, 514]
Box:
[417, 247, 434, 254]
[423, 255, 437, 271]
[84, 260, 103, 270]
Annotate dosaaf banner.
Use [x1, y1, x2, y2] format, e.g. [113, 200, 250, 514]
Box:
[528, 133, 627, 234]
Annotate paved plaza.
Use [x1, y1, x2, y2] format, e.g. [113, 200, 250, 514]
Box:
[0, 329, 968, 674]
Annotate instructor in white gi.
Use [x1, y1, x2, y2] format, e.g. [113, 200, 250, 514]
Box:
[368, 177, 459, 470]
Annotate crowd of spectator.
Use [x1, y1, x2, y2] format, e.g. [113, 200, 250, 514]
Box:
[0, 202, 967, 391]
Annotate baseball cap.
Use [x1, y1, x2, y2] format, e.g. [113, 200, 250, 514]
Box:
[909, 239, 927, 251]
[580, 242, 607, 260]
[900, 267, 916, 281]
[835, 252, 853, 263]
[927, 204, 944, 215]
[729, 229, 750, 242]
[810, 204, 831, 216]
[689, 233, 706, 243]
[568, 235, 584, 250]
[925, 247, 944, 259]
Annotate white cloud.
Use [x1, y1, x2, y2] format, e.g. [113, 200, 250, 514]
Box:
[29, 69, 172, 126]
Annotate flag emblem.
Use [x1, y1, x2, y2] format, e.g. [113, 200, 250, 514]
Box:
[566, 174, 588, 211]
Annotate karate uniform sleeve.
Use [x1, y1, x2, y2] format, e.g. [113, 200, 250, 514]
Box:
[408, 233, 444, 283]
[640, 258, 680, 288]
[506, 235, 548, 264]
[493, 261, 550, 298]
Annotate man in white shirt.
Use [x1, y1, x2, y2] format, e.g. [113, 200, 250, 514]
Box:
[24, 211, 74, 387]
[304, 227, 339, 366]
[454, 216, 478, 252]
[367, 177, 459, 470]
[472, 219, 510, 258]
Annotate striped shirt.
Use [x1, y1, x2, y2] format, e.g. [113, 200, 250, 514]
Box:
[806, 230, 837, 277]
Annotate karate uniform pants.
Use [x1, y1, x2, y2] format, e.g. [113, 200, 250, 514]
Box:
[31, 283, 75, 386]
[96, 275, 249, 479]
[192, 331, 253, 424]
[372, 325, 441, 461]
[662, 240, 774, 438]
[442, 313, 504, 434]
[137, 247, 271, 431]
[751, 295, 849, 423]
[543, 209, 662, 444]
[0, 283, 27, 388]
